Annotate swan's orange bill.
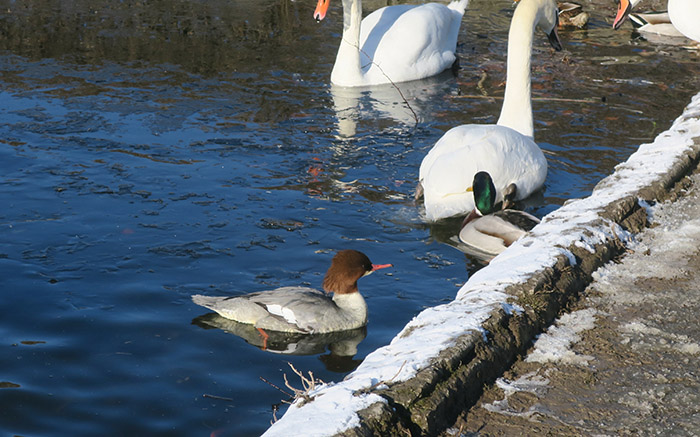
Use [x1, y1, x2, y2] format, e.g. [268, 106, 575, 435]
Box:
[314, 0, 330, 21]
[371, 263, 392, 271]
[613, 0, 631, 29]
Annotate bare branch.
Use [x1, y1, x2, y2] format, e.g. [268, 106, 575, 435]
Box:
[280, 362, 326, 407]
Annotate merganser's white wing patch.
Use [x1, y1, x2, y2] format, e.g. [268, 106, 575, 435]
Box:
[265, 304, 299, 326]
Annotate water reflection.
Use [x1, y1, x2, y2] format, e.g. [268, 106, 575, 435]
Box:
[629, 28, 694, 46]
[330, 67, 458, 137]
[0, 0, 316, 73]
[192, 314, 366, 372]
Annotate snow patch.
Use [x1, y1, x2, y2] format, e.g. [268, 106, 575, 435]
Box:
[526, 308, 598, 366]
[621, 321, 700, 356]
[482, 373, 551, 419]
[264, 384, 386, 437]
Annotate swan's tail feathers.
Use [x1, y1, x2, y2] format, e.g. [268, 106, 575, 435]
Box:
[448, 0, 469, 14]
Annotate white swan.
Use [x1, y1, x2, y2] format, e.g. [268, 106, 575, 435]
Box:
[313, 0, 468, 87]
[417, 0, 560, 222]
[614, 0, 700, 43]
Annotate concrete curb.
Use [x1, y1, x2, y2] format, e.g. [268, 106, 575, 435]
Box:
[264, 95, 700, 437]
[344, 156, 698, 436]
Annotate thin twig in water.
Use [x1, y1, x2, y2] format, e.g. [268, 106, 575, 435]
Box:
[451, 94, 597, 104]
[451, 94, 645, 114]
[270, 402, 281, 425]
[202, 393, 234, 402]
[477, 70, 489, 96]
[346, 39, 419, 126]
[260, 376, 294, 398]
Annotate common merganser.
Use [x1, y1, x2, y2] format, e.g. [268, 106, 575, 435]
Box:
[458, 171, 540, 262]
[416, 0, 559, 222]
[192, 250, 391, 335]
[313, 0, 469, 87]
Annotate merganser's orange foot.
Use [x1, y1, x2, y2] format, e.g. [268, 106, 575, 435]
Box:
[257, 327, 270, 350]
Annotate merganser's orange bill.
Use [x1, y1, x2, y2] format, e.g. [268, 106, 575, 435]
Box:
[314, 0, 330, 22]
[371, 263, 392, 271]
[613, 0, 632, 29]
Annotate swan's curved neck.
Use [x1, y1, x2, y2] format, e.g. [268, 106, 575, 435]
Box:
[497, 4, 541, 139]
[331, 0, 364, 85]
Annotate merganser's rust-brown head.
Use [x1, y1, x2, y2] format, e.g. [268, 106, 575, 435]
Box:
[322, 250, 392, 295]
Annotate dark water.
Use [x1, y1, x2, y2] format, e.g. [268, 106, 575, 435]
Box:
[1, 0, 699, 435]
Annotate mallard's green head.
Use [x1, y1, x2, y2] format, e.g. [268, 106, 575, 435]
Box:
[472, 171, 497, 216]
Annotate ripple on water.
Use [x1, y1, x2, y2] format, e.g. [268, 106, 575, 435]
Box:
[1, 0, 700, 435]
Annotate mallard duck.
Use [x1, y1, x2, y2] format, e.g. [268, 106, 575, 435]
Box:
[614, 0, 700, 43]
[558, 2, 589, 28]
[628, 10, 686, 41]
[458, 172, 540, 260]
[313, 0, 469, 87]
[417, 0, 558, 222]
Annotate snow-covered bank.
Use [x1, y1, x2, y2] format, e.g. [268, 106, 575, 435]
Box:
[263, 93, 700, 437]
[450, 161, 700, 437]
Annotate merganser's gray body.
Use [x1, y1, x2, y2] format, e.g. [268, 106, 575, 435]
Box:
[192, 287, 367, 334]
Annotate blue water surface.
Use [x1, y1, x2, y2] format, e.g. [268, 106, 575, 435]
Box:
[1, 0, 699, 435]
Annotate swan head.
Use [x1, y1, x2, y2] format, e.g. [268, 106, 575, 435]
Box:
[314, 0, 330, 22]
[514, 0, 562, 51]
[538, 0, 562, 51]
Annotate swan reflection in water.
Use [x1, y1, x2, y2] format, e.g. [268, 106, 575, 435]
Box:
[330, 69, 457, 138]
[192, 313, 367, 373]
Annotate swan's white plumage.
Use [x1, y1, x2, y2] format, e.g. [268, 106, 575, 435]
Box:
[419, 125, 547, 222]
[328, 0, 468, 87]
[667, 0, 700, 42]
